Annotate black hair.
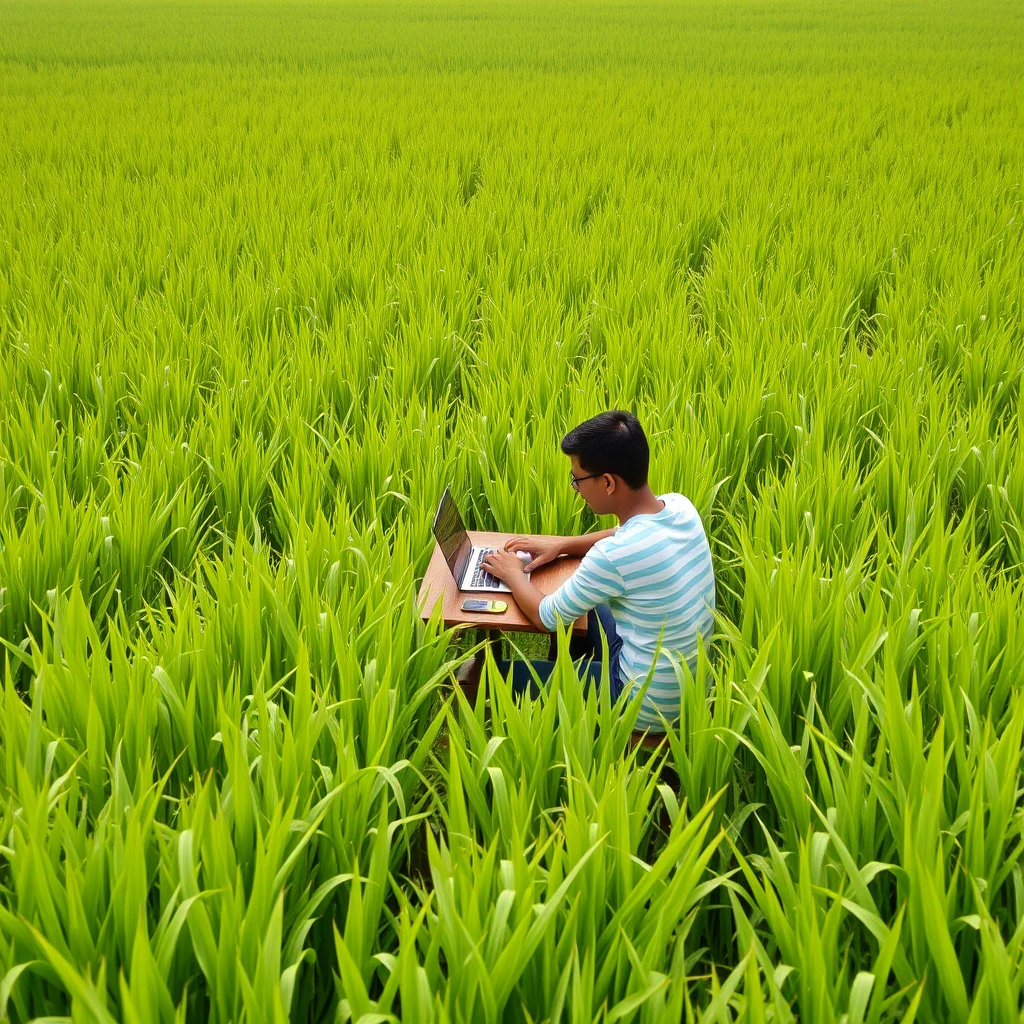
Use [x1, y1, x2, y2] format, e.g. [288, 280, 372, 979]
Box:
[560, 410, 649, 490]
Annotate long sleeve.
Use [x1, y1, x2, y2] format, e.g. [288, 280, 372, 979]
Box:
[538, 544, 627, 630]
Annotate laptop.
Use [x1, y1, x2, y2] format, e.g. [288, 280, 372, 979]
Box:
[431, 487, 530, 593]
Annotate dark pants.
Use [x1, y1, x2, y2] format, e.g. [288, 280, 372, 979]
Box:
[495, 603, 624, 702]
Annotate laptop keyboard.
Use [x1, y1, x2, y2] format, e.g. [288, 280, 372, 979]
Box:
[470, 549, 501, 589]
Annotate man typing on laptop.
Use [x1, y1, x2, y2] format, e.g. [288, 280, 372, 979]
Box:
[469, 409, 716, 732]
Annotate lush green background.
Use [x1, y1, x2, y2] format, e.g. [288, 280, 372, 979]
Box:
[1, 0, 1022, 1020]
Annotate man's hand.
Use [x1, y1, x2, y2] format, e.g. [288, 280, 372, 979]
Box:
[502, 536, 563, 572]
[480, 548, 546, 630]
[480, 549, 529, 583]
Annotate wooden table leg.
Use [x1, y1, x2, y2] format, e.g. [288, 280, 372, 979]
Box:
[475, 629, 501, 699]
[475, 628, 501, 663]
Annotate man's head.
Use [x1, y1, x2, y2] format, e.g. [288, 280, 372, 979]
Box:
[560, 410, 650, 515]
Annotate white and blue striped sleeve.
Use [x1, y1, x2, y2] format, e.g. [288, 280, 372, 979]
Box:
[538, 544, 626, 631]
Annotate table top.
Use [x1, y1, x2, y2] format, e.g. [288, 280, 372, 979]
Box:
[416, 531, 588, 634]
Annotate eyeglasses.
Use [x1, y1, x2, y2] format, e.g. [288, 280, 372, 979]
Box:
[570, 471, 604, 491]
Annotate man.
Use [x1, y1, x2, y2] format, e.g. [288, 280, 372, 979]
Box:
[467, 409, 716, 731]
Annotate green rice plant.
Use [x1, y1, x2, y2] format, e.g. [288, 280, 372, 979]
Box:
[1, 0, 1023, 1018]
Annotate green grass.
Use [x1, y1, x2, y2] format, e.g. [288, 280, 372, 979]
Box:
[1, 0, 1023, 1019]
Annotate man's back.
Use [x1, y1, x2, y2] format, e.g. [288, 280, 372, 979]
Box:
[539, 492, 715, 727]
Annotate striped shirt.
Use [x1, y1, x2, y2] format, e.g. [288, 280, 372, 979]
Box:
[538, 493, 715, 729]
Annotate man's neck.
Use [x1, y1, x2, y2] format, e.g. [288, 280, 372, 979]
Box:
[615, 486, 665, 525]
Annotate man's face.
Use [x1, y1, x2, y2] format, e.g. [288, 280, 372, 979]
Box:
[570, 455, 615, 514]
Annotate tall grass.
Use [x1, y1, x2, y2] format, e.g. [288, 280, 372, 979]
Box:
[1, 0, 1023, 1019]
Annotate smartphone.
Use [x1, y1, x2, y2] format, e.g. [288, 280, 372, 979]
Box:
[461, 598, 508, 613]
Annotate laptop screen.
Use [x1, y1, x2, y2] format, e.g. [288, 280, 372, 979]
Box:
[431, 488, 472, 582]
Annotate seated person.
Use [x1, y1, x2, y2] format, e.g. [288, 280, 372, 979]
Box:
[467, 409, 716, 732]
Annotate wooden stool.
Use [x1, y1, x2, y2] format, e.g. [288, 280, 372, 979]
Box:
[629, 729, 667, 750]
[629, 729, 678, 801]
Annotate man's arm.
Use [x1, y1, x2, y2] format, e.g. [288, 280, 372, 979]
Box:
[471, 550, 550, 630]
[503, 527, 616, 571]
[502, 572, 547, 631]
[559, 528, 616, 558]
[482, 539, 626, 632]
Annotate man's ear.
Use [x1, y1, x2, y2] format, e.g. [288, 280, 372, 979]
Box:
[603, 473, 616, 494]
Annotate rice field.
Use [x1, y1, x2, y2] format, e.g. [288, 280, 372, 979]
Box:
[1, 0, 1023, 1019]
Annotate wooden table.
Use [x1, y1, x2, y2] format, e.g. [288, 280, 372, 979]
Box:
[417, 533, 668, 746]
[416, 531, 588, 646]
